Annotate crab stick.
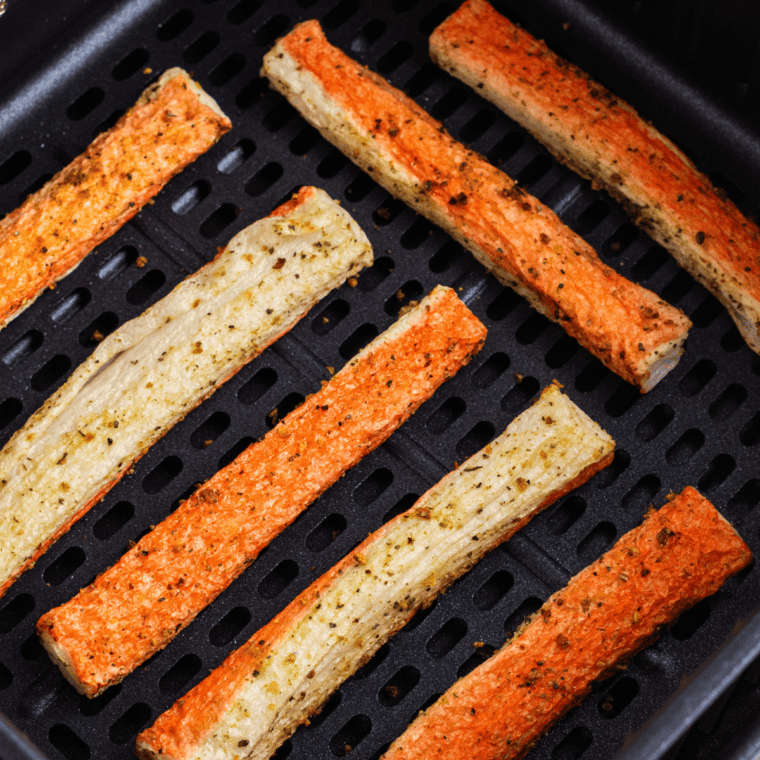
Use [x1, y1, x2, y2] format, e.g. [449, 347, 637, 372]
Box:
[381, 486, 752, 760]
[0, 68, 231, 330]
[262, 21, 692, 392]
[0, 186, 371, 600]
[38, 285, 487, 697]
[135, 383, 614, 760]
[431, 0, 760, 354]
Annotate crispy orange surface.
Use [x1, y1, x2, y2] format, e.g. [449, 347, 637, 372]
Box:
[38, 287, 486, 698]
[275, 21, 691, 389]
[381, 486, 752, 760]
[432, 0, 760, 306]
[0, 72, 231, 329]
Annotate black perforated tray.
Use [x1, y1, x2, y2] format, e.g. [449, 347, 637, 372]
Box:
[1, 2, 759, 760]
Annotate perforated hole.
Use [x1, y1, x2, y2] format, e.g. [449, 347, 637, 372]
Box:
[605, 383, 640, 418]
[258, 559, 299, 599]
[219, 436, 255, 469]
[49, 724, 90, 760]
[236, 76, 269, 108]
[594, 449, 630, 489]
[404, 63, 440, 97]
[501, 376, 540, 417]
[603, 222, 638, 258]
[429, 240, 465, 273]
[79, 312, 119, 348]
[383, 493, 419, 523]
[709, 383, 747, 419]
[599, 676, 640, 719]
[2, 330, 44, 367]
[109, 702, 152, 745]
[354, 468, 394, 507]
[340, 323, 379, 360]
[545, 335, 580, 369]
[378, 40, 413, 73]
[679, 358, 716, 397]
[622, 474, 661, 512]
[310, 299, 349, 336]
[253, 13, 291, 46]
[50, 287, 91, 324]
[431, 86, 468, 120]
[636, 404, 674, 442]
[142, 455, 183, 494]
[472, 352, 510, 389]
[0, 149, 32, 184]
[740, 413, 760, 446]
[351, 19, 386, 52]
[661, 269, 694, 304]
[263, 101, 297, 132]
[575, 359, 609, 393]
[93, 501, 135, 540]
[191, 411, 230, 449]
[721, 325, 745, 352]
[379, 666, 420, 706]
[307, 690, 342, 728]
[66, 87, 105, 120]
[577, 521, 617, 561]
[79, 686, 121, 717]
[183, 30, 219, 63]
[427, 395, 466, 434]
[200, 204, 240, 238]
[456, 421, 495, 461]
[631, 245, 669, 281]
[43, 547, 86, 586]
[516, 312, 551, 345]
[98, 246, 138, 280]
[385, 280, 423, 316]
[419, 4, 453, 34]
[666, 429, 705, 465]
[209, 606, 252, 646]
[460, 110, 497, 144]
[726, 480, 760, 519]
[0, 398, 22, 433]
[156, 9, 193, 41]
[246, 162, 284, 196]
[20, 172, 53, 199]
[488, 132, 524, 167]
[504, 596, 542, 636]
[290, 126, 320, 157]
[551, 726, 593, 759]
[238, 367, 277, 405]
[31, 354, 72, 392]
[126, 269, 166, 305]
[159, 654, 202, 695]
[354, 643, 390, 680]
[330, 714, 372, 756]
[112, 48, 149, 80]
[227, 0, 261, 24]
[546, 495, 586, 535]
[457, 643, 497, 678]
[473, 570, 513, 610]
[403, 599, 437, 633]
[210, 52, 247, 86]
[358, 256, 394, 292]
[266, 392, 305, 428]
[400, 217, 436, 249]
[487, 287, 522, 321]
[575, 199, 610, 235]
[697, 454, 736, 492]
[323, 0, 359, 30]
[691, 295, 723, 328]
[516, 154, 553, 187]
[0, 593, 34, 634]
[306, 513, 347, 552]
[426, 617, 467, 658]
[345, 172, 377, 202]
[671, 599, 711, 640]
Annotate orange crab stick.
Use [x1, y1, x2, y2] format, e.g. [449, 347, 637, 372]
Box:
[0, 68, 231, 330]
[263, 20, 692, 392]
[431, 0, 760, 354]
[38, 285, 487, 698]
[381, 486, 752, 760]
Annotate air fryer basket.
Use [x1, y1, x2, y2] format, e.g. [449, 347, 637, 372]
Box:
[0, 2, 759, 760]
